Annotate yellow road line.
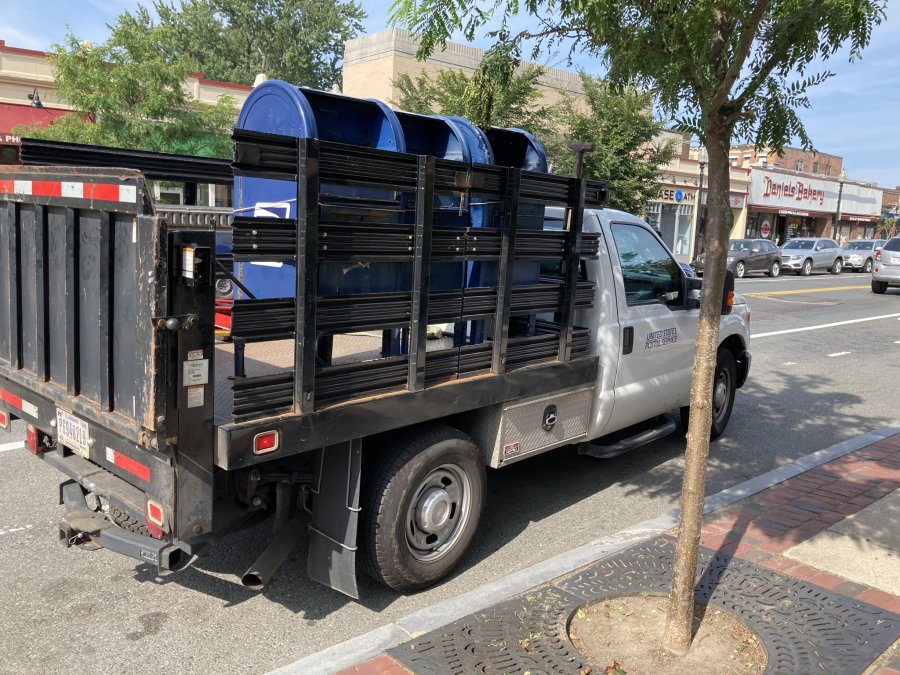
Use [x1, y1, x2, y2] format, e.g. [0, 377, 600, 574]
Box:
[744, 284, 868, 297]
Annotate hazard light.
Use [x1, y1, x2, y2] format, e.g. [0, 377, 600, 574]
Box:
[145, 499, 166, 539]
[253, 430, 280, 455]
[0, 409, 8, 430]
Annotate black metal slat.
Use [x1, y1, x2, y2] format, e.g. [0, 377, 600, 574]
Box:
[33, 205, 49, 380]
[408, 155, 435, 392]
[294, 139, 320, 414]
[98, 212, 113, 411]
[558, 179, 586, 362]
[6, 202, 21, 369]
[64, 208, 80, 395]
[20, 138, 232, 184]
[491, 168, 521, 374]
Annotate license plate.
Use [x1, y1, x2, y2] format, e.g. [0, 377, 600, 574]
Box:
[56, 408, 91, 458]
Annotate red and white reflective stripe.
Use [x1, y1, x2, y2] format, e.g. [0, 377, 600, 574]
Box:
[0, 388, 39, 418]
[106, 447, 151, 482]
[0, 179, 137, 204]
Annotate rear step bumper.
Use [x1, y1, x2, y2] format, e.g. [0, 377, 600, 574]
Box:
[59, 480, 194, 572]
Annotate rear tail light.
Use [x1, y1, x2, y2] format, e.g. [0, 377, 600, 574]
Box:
[0, 409, 8, 429]
[25, 424, 41, 454]
[253, 430, 280, 455]
[145, 499, 166, 539]
[875, 249, 881, 262]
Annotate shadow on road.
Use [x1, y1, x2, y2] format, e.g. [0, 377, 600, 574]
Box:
[132, 367, 892, 619]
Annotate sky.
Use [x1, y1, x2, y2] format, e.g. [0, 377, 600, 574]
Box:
[4, 0, 899, 188]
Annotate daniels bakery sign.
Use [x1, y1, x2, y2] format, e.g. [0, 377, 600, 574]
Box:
[749, 168, 839, 212]
[761, 175, 825, 205]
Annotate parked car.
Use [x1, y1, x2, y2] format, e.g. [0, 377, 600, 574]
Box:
[780, 237, 844, 275]
[841, 239, 886, 273]
[692, 238, 782, 278]
[872, 236, 900, 294]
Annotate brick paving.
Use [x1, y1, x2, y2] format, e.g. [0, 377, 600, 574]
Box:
[347, 435, 900, 674]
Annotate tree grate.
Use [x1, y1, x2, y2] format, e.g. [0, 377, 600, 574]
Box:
[389, 535, 900, 674]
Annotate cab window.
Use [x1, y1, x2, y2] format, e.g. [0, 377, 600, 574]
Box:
[611, 223, 683, 307]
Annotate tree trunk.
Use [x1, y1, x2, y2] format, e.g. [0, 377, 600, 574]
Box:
[663, 122, 734, 656]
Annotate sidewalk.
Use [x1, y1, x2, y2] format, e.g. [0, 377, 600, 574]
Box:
[337, 431, 900, 675]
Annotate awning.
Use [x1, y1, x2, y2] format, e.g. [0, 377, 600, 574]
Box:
[0, 103, 70, 141]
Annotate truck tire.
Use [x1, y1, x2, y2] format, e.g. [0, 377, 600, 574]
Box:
[872, 280, 888, 294]
[679, 348, 737, 442]
[360, 425, 486, 592]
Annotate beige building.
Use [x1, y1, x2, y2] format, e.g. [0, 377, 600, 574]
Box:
[343, 28, 583, 107]
[647, 146, 752, 261]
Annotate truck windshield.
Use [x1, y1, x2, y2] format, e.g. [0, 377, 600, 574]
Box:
[782, 240, 814, 250]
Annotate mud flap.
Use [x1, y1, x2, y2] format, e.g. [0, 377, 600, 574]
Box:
[307, 439, 362, 598]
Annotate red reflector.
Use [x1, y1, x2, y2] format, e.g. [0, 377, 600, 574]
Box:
[253, 430, 280, 455]
[0, 410, 7, 429]
[145, 499, 165, 538]
[25, 424, 40, 454]
[106, 447, 151, 482]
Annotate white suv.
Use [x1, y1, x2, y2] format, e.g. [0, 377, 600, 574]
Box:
[872, 237, 900, 294]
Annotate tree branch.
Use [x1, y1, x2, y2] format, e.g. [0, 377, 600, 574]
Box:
[710, 0, 772, 112]
[726, 0, 824, 119]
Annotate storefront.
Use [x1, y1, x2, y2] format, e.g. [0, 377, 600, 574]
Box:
[747, 167, 883, 244]
[644, 186, 697, 258]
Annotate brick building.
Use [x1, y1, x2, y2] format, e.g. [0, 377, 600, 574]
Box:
[729, 143, 843, 177]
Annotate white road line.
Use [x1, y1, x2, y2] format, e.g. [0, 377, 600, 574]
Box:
[0, 441, 23, 453]
[827, 351, 853, 357]
[0, 525, 33, 536]
[783, 361, 798, 366]
[752, 312, 900, 338]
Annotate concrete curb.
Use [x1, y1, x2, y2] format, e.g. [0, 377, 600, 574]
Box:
[271, 422, 900, 675]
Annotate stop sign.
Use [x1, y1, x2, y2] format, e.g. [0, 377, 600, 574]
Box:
[760, 220, 772, 237]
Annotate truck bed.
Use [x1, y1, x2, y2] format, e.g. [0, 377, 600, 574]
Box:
[213, 334, 455, 425]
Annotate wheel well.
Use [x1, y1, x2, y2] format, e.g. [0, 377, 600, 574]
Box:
[720, 334, 749, 389]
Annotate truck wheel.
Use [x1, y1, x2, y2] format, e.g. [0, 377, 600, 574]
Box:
[872, 280, 888, 294]
[830, 258, 843, 274]
[679, 349, 737, 442]
[360, 425, 486, 592]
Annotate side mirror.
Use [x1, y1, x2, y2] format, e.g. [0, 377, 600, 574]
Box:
[686, 277, 702, 309]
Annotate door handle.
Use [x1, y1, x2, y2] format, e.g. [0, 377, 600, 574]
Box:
[623, 326, 634, 355]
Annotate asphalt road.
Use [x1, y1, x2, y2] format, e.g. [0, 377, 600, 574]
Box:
[2, 270, 899, 674]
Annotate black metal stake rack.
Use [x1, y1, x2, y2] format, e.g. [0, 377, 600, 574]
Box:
[219, 129, 606, 468]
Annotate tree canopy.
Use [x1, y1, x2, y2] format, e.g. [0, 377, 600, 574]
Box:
[395, 63, 554, 134]
[392, 0, 885, 658]
[548, 74, 676, 214]
[148, 0, 365, 90]
[15, 17, 235, 157]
